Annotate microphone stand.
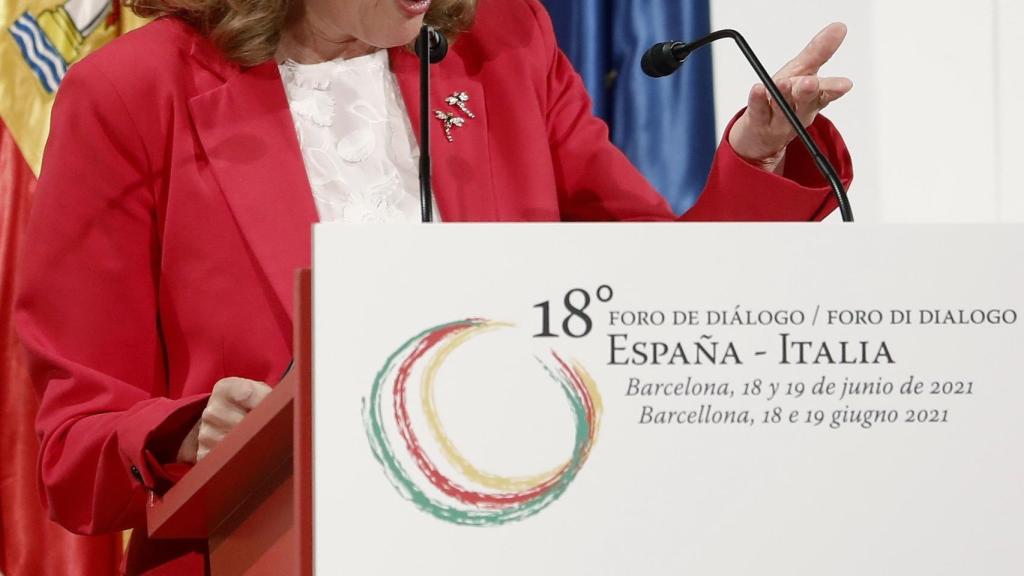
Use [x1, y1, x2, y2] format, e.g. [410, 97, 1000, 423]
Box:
[416, 26, 435, 223]
[646, 30, 854, 223]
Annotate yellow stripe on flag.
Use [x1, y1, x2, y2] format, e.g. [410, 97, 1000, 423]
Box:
[0, 0, 147, 175]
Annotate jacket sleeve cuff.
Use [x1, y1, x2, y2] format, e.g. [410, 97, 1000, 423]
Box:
[117, 394, 209, 493]
[682, 110, 854, 222]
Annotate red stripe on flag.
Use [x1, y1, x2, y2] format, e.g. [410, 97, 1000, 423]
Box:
[0, 119, 122, 576]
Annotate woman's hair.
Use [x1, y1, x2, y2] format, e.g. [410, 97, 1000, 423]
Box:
[126, 0, 479, 67]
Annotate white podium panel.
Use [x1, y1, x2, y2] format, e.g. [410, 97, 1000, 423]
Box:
[313, 224, 1023, 575]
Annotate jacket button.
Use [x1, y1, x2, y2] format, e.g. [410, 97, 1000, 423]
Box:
[130, 465, 144, 483]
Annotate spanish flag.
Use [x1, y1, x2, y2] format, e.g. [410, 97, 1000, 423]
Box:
[1, 1, 144, 574]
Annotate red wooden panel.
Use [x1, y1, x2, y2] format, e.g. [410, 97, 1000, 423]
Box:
[294, 270, 314, 576]
[209, 467, 295, 575]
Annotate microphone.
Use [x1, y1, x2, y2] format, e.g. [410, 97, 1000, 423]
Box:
[415, 26, 449, 223]
[642, 30, 854, 223]
[415, 27, 449, 64]
[641, 42, 690, 79]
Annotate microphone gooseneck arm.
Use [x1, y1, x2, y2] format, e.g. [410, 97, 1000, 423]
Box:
[416, 27, 435, 223]
[644, 29, 854, 223]
[414, 27, 450, 223]
[414, 27, 451, 223]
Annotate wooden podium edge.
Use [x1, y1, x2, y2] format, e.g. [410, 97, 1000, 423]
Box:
[147, 270, 314, 575]
[146, 375, 296, 540]
[295, 269, 314, 576]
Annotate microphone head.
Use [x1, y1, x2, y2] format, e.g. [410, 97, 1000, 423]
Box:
[641, 42, 685, 78]
[415, 27, 449, 64]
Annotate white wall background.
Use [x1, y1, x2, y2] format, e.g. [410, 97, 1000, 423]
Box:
[709, 0, 1023, 222]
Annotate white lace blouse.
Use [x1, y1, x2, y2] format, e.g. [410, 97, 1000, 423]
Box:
[279, 50, 432, 223]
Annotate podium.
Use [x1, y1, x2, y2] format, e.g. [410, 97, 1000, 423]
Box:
[143, 224, 1024, 575]
[145, 272, 314, 576]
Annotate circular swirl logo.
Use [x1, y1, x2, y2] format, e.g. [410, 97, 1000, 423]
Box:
[363, 318, 602, 527]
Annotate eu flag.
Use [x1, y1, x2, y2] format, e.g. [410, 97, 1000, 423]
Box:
[544, 0, 717, 215]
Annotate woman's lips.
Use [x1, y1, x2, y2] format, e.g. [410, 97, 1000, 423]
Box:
[397, 0, 432, 17]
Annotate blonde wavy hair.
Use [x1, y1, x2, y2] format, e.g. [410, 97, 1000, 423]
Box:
[127, 0, 479, 66]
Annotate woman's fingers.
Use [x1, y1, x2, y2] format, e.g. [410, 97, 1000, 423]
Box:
[756, 75, 853, 129]
[196, 412, 232, 461]
[231, 381, 271, 411]
[792, 76, 822, 125]
[776, 22, 848, 80]
[214, 377, 271, 411]
[197, 425, 226, 449]
[195, 377, 272, 461]
[201, 405, 246, 430]
[196, 443, 213, 462]
[768, 78, 799, 129]
[746, 83, 772, 126]
[196, 425, 222, 461]
[195, 409, 236, 461]
[819, 76, 854, 104]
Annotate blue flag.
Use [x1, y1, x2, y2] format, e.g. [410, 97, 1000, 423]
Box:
[544, 0, 717, 215]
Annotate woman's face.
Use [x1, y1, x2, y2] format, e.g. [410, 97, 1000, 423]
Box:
[314, 0, 433, 49]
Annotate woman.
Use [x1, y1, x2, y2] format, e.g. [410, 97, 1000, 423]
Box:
[14, 0, 853, 573]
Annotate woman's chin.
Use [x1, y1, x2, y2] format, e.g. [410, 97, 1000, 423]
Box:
[370, 23, 424, 50]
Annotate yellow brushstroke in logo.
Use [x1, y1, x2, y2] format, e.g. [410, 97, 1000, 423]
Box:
[420, 320, 568, 492]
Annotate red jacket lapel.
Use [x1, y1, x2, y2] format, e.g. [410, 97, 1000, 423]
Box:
[186, 38, 318, 325]
[182, 37, 498, 328]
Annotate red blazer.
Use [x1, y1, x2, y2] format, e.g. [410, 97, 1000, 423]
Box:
[14, 0, 852, 573]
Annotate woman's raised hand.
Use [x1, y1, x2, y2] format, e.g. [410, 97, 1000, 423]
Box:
[177, 377, 273, 463]
[727, 23, 853, 172]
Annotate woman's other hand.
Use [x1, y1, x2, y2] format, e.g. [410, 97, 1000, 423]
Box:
[728, 23, 853, 173]
[176, 377, 273, 463]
